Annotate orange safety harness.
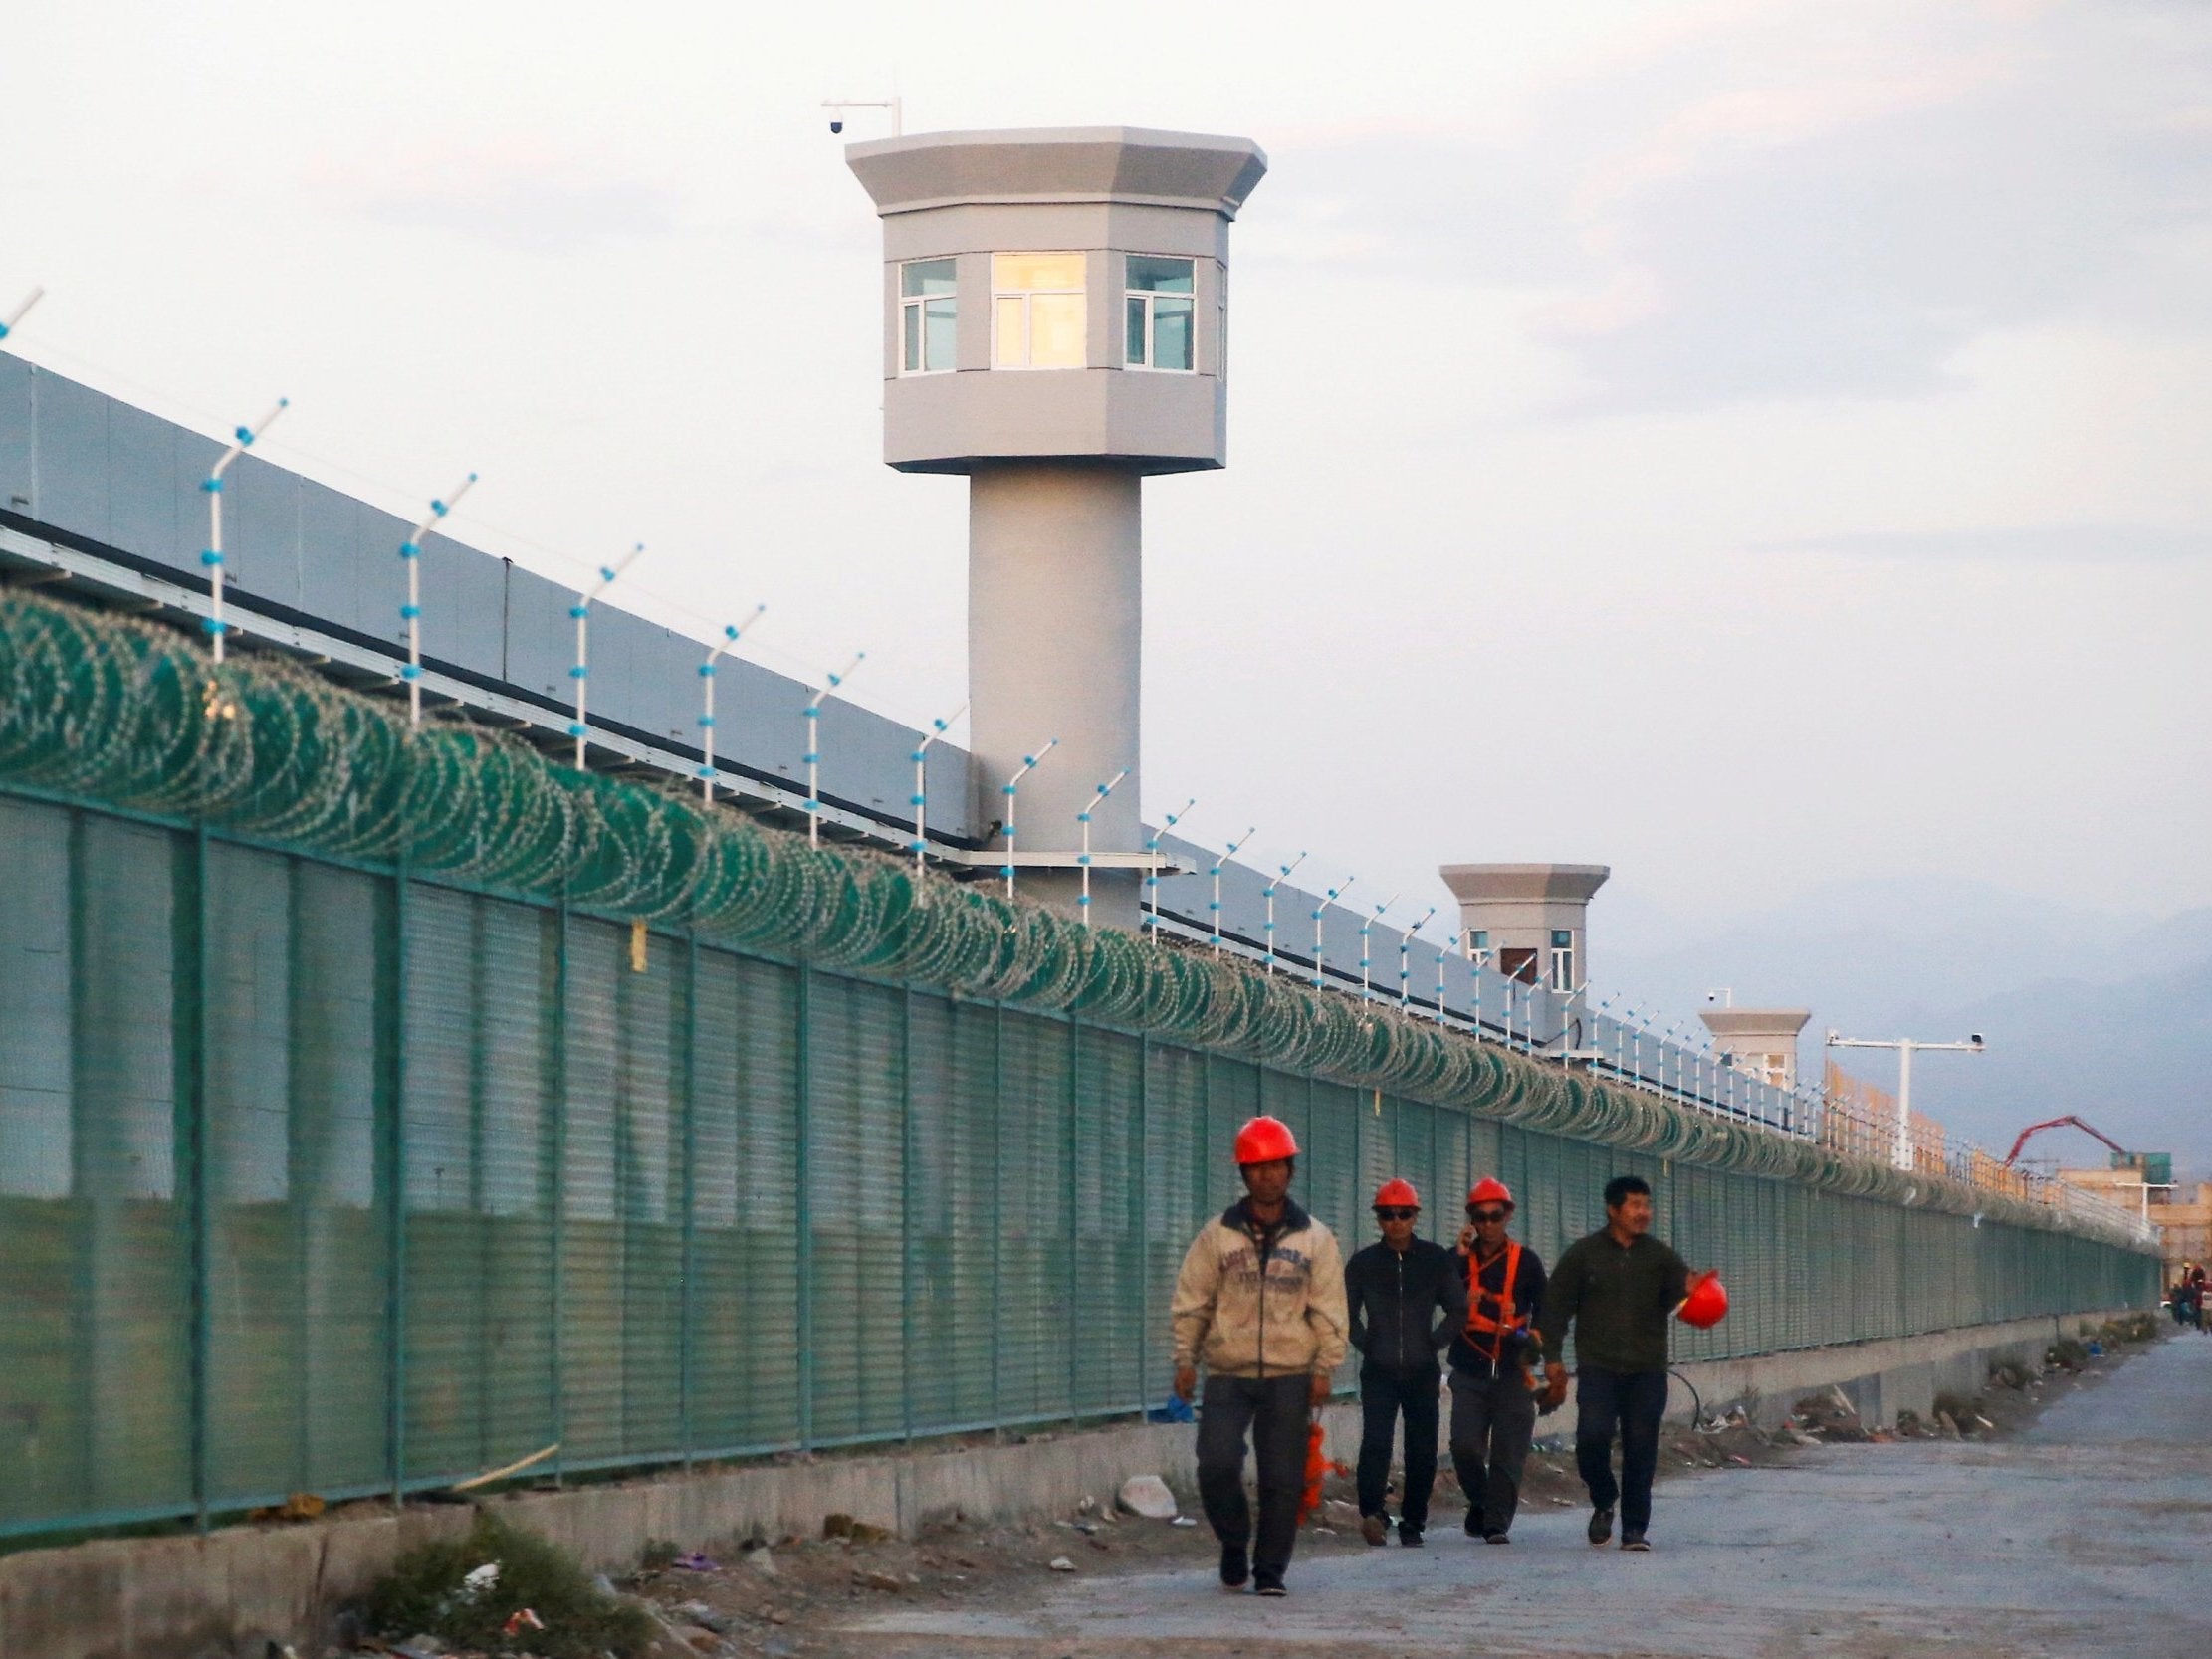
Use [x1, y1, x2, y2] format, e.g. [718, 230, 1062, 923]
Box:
[1464, 1239, 1526, 1366]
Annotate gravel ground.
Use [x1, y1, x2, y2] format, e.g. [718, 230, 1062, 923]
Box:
[348, 1322, 2209, 1659]
[794, 1329, 2212, 1659]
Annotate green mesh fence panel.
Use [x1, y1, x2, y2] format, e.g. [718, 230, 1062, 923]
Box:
[0, 586, 2164, 1537]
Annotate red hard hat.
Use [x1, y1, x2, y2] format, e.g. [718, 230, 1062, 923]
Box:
[1233, 1116, 1299, 1165]
[1677, 1271, 1729, 1330]
[1374, 1178, 1421, 1210]
[1466, 1176, 1514, 1209]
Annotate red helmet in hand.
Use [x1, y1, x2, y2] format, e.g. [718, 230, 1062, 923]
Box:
[1677, 1271, 1729, 1329]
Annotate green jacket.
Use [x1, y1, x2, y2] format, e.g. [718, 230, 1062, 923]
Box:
[1537, 1228, 1690, 1374]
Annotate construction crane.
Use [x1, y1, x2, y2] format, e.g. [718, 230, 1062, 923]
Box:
[2004, 1115, 2128, 1166]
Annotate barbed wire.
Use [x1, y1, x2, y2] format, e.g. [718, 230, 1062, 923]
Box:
[0, 584, 2145, 1249]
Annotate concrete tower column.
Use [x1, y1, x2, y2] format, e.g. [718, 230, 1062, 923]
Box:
[969, 461, 1142, 912]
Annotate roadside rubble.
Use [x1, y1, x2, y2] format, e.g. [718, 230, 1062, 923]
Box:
[323, 1323, 2174, 1659]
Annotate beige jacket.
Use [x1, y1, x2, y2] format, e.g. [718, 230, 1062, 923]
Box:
[1171, 1198, 1350, 1378]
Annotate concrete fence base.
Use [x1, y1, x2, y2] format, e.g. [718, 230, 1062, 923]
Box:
[0, 1309, 2135, 1659]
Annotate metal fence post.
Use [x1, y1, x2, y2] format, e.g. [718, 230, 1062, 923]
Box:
[1135, 1034, 1150, 1417]
[181, 824, 212, 1531]
[550, 891, 568, 1483]
[679, 933, 699, 1467]
[383, 852, 410, 1509]
[795, 963, 814, 1450]
[1066, 1014, 1080, 1426]
[991, 1003, 1004, 1434]
[900, 984, 915, 1443]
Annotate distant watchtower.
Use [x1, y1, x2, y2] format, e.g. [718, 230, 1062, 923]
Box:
[846, 126, 1267, 922]
[1438, 863, 1611, 991]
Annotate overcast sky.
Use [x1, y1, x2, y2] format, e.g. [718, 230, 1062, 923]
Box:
[6, 0, 2208, 941]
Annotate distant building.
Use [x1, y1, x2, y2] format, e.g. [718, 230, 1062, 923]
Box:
[2058, 1166, 2206, 1277]
[1438, 863, 1608, 992]
[1699, 1007, 1812, 1089]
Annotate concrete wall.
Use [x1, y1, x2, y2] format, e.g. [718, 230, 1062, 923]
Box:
[0, 1309, 2134, 1659]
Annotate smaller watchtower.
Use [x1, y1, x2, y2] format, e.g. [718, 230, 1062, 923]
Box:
[1438, 863, 1610, 990]
[1699, 1007, 1813, 1088]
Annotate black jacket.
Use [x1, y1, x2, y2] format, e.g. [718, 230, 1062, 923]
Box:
[1446, 1241, 1549, 1378]
[1346, 1237, 1464, 1376]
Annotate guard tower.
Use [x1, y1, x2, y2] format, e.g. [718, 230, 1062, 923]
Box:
[846, 127, 1267, 923]
[1438, 863, 1611, 990]
[1699, 1006, 1813, 1087]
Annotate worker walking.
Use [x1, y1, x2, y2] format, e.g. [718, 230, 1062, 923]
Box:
[1172, 1115, 1349, 1597]
[1345, 1178, 1464, 1547]
[1537, 1174, 1693, 1552]
[1446, 1176, 1549, 1544]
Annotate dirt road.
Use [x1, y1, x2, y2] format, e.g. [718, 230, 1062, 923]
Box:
[831, 1335, 2212, 1658]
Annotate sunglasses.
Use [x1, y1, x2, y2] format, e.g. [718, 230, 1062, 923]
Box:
[1467, 1208, 1510, 1223]
[1374, 1207, 1419, 1221]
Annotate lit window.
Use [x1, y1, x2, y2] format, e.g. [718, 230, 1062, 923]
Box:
[900, 259, 957, 374]
[994, 253, 1086, 368]
[1125, 256, 1196, 370]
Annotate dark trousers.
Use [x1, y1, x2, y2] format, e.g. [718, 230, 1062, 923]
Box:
[1355, 1365, 1440, 1528]
[1575, 1366, 1669, 1535]
[1448, 1363, 1537, 1535]
[1197, 1374, 1310, 1580]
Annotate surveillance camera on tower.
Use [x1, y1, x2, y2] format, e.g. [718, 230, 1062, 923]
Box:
[829, 118, 844, 134]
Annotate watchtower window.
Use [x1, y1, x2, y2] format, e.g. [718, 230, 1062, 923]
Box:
[900, 259, 958, 374]
[993, 253, 1086, 368]
[1550, 929, 1575, 991]
[1125, 256, 1196, 370]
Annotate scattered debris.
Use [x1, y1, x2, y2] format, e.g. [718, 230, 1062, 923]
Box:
[744, 1546, 781, 1579]
[1048, 1555, 1077, 1572]
[1118, 1474, 1179, 1519]
[672, 1550, 721, 1573]
[248, 1491, 326, 1524]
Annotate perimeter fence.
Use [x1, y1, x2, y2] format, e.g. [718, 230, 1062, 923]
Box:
[0, 588, 2159, 1540]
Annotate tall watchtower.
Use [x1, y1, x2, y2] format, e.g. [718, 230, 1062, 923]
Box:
[846, 126, 1267, 922]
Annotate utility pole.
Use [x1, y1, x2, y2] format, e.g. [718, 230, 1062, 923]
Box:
[1825, 1031, 1986, 1171]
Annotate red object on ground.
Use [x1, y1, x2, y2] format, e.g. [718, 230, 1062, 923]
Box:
[1298, 1419, 1329, 1524]
[1234, 1115, 1299, 1165]
[1466, 1176, 1514, 1209]
[1374, 1177, 1420, 1209]
[1678, 1271, 1729, 1329]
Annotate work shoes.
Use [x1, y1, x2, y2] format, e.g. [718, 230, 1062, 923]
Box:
[1621, 1533, 1652, 1552]
[1360, 1513, 1389, 1547]
[1254, 1574, 1288, 1597]
[1483, 1531, 1512, 1545]
[1463, 1509, 1484, 1538]
[1219, 1546, 1249, 1589]
[1587, 1505, 1615, 1547]
[1398, 1522, 1425, 1547]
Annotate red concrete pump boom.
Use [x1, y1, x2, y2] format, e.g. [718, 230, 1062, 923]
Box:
[2003, 1115, 2129, 1166]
